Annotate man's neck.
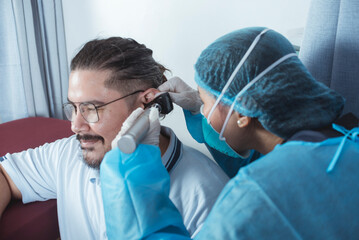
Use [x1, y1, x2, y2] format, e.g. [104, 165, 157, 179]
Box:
[158, 133, 170, 157]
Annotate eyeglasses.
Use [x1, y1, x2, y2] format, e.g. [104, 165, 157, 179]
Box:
[63, 90, 144, 123]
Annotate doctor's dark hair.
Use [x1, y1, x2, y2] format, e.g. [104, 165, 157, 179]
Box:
[70, 37, 168, 93]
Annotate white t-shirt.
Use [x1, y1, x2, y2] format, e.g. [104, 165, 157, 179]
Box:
[1, 126, 229, 239]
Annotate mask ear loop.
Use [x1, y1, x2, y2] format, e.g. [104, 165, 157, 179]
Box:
[218, 53, 298, 141]
[207, 28, 270, 124]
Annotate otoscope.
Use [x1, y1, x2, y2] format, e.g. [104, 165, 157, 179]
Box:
[117, 92, 173, 154]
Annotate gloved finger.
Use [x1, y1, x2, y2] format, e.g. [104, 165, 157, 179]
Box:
[148, 106, 160, 123]
[168, 91, 203, 113]
[142, 107, 161, 146]
[154, 91, 168, 99]
[111, 107, 144, 149]
[120, 107, 144, 134]
[166, 92, 188, 104]
[158, 77, 194, 93]
[157, 79, 175, 92]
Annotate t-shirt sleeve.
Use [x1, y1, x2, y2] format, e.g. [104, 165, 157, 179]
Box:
[0, 137, 72, 203]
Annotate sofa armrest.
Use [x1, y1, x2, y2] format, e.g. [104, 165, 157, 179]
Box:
[0, 117, 73, 240]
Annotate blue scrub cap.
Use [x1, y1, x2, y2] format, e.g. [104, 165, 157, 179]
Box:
[195, 27, 345, 139]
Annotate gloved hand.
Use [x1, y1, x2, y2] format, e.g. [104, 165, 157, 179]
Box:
[158, 76, 202, 114]
[111, 107, 161, 150]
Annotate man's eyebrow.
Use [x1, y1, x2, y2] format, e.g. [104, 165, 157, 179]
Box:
[66, 98, 105, 105]
[89, 100, 105, 105]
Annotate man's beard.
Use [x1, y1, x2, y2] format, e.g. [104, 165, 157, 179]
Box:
[76, 134, 105, 169]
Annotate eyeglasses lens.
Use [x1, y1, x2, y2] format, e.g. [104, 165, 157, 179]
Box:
[63, 103, 99, 123]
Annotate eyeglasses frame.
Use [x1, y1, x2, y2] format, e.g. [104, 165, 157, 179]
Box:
[63, 90, 145, 123]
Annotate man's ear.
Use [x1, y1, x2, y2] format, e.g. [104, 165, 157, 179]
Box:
[139, 88, 160, 105]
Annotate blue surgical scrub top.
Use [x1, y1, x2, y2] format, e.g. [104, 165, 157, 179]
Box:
[196, 132, 359, 239]
[101, 127, 359, 239]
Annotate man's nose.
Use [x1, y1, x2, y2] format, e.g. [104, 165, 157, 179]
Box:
[71, 110, 90, 134]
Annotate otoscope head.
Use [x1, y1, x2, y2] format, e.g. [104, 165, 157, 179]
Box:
[144, 92, 173, 114]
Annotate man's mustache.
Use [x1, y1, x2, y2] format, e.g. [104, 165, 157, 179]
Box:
[76, 134, 104, 143]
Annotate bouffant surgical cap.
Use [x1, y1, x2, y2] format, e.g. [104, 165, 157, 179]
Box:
[194, 27, 345, 139]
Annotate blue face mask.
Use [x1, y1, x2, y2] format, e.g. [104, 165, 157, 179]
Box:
[200, 106, 243, 158]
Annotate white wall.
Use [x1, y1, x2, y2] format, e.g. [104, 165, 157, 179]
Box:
[62, 0, 311, 156]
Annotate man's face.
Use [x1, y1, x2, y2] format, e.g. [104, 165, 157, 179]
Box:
[68, 69, 136, 169]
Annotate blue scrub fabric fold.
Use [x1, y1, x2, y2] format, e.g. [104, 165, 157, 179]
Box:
[196, 133, 359, 239]
[100, 145, 189, 240]
[101, 129, 359, 239]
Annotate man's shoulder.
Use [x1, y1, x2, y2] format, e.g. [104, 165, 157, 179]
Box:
[162, 126, 209, 162]
[164, 126, 228, 180]
[181, 144, 209, 161]
[40, 135, 81, 167]
[174, 144, 229, 182]
[47, 134, 78, 150]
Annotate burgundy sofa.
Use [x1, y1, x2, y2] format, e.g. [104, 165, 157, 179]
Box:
[0, 117, 73, 240]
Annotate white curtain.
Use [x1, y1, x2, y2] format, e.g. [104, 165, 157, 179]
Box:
[0, 0, 68, 123]
[299, 0, 359, 118]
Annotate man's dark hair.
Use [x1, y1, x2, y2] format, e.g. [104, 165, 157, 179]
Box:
[70, 37, 168, 93]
